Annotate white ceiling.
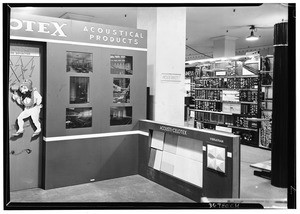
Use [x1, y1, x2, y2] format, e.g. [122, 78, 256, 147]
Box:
[186, 4, 288, 56]
[11, 4, 288, 57]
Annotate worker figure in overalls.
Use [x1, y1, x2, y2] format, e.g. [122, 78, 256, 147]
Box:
[11, 79, 42, 137]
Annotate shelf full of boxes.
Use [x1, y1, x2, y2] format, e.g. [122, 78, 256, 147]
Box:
[186, 54, 272, 149]
[259, 55, 273, 150]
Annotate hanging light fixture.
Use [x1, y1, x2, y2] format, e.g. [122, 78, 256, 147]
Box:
[246, 25, 259, 41]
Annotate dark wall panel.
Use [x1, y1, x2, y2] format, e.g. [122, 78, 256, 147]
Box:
[44, 42, 146, 189]
[45, 43, 147, 137]
[44, 135, 138, 189]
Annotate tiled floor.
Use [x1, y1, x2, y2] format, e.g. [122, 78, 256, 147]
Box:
[10, 145, 287, 208]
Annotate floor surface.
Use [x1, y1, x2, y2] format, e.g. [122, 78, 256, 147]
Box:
[10, 144, 287, 208]
[10, 175, 193, 203]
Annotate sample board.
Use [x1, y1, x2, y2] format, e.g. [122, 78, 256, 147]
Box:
[139, 120, 240, 199]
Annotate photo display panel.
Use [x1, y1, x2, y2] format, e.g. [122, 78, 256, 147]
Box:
[110, 55, 133, 75]
[66, 107, 92, 129]
[70, 77, 90, 104]
[67, 51, 93, 73]
[110, 106, 132, 126]
[113, 78, 130, 103]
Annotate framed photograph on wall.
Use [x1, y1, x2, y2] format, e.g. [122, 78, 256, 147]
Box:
[110, 54, 133, 75]
[70, 77, 90, 104]
[66, 107, 92, 129]
[67, 51, 93, 73]
[113, 78, 130, 103]
[110, 106, 132, 126]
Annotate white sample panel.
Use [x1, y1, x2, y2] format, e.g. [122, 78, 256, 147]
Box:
[150, 131, 165, 150]
[160, 150, 176, 175]
[153, 150, 163, 170]
[161, 151, 203, 187]
[148, 148, 163, 170]
[177, 136, 203, 162]
[163, 133, 178, 154]
[207, 144, 226, 174]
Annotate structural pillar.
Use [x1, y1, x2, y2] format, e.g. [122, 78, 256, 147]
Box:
[211, 35, 238, 58]
[137, 8, 186, 126]
[271, 22, 288, 188]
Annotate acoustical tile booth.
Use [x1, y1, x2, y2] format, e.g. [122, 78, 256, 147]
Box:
[8, 12, 240, 201]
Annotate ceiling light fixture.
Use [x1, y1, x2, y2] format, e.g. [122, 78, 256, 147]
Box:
[246, 26, 259, 41]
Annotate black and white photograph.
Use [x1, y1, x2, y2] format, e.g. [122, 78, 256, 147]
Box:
[2, 2, 296, 211]
[70, 76, 90, 104]
[113, 78, 130, 103]
[110, 54, 133, 75]
[110, 106, 132, 126]
[66, 107, 92, 129]
[66, 51, 93, 73]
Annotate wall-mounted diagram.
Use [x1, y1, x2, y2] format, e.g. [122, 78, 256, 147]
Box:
[9, 45, 40, 86]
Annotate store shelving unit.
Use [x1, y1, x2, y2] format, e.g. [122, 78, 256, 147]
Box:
[258, 55, 273, 150]
[185, 65, 196, 122]
[190, 54, 263, 147]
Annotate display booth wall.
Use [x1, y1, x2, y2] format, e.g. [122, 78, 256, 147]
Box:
[44, 44, 146, 188]
[9, 12, 147, 189]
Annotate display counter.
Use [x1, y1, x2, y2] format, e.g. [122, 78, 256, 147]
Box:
[138, 119, 240, 201]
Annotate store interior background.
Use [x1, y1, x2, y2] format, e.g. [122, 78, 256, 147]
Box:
[11, 4, 288, 125]
[8, 4, 293, 208]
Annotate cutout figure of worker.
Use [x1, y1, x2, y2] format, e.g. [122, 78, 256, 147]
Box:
[11, 79, 42, 137]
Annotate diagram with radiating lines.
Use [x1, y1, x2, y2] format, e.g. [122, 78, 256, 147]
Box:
[9, 56, 36, 86]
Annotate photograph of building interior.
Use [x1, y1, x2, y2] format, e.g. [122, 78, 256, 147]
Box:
[3, 3, 296, 210]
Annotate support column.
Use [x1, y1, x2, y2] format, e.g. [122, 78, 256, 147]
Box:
[211, 36, 238, 58]
[137, 8, 186, 126]
[271, 22, 288, 188]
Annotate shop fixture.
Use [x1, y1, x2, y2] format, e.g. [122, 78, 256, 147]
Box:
[246, 25, 259, 41]
[186, 53, 273, 150]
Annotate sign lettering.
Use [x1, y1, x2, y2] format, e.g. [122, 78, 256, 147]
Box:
[10, 18, 67, 37]
[161, 73, 181, 83]
[83, 26, 144, 45]
[10, 13, 147, 49]
[209, 137, 224, 143]
[160, 125, 187, 136]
